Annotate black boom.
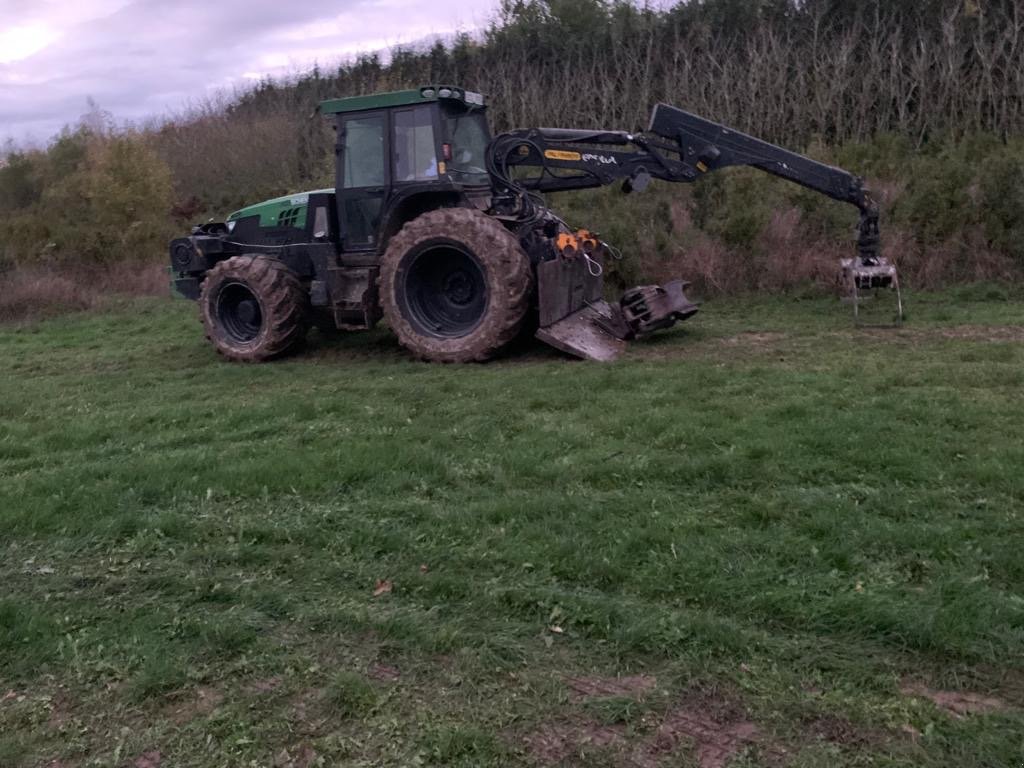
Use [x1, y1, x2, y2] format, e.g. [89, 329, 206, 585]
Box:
[488, 104, 881, 266]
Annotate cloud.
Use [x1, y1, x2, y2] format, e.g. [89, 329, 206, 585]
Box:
[0, 0, 497, 145]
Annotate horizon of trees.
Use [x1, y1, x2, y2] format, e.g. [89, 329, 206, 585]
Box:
[2, 0, 1023, 292]
[7, 0, 1024, 152]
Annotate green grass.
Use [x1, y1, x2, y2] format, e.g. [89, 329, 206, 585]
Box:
[1, 288, 1023, 767]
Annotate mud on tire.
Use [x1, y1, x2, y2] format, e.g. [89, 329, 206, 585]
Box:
[199, 255, 309, 362]
[380, 208, 534, 362]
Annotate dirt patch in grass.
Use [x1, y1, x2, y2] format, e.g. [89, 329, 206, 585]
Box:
[367, 663, 401, 682]
[853, 324, 1024, 345]
[131, 750, 162, 768]
[523, 718, 628, 764]
[166, 686, 224, 725]
[246, 676, 284, 694]
[634, 696, 760, 768]
[637, 322, 1024, 363]
[929, 325, 1024, 342]
[718, 331, 791, 348]
[45, 690, 76, 732]
[803, 713, 883, 748]
[523, 681, 762, 768]
[630, 329, 797, 362]
[289, 688, 331, 735]
[900, 681, 1008, 718]
[273, 742, 318, 768]
[565, 674, 657, 701]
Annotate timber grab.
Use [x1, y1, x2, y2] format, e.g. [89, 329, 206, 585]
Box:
[169, 85, 901, 364]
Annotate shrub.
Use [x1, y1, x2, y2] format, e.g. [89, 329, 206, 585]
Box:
[46, 134, 174, 264]
[895, 146, 974, 246]
[978, 142, 1024, 263]
[0, 150, 43, 210]
[2, 132, 175, 267]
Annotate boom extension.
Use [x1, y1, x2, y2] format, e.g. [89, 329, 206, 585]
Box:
[490, 104, 883, 267]
[487, 103, 899, 359]
[649, 105, 881, 266]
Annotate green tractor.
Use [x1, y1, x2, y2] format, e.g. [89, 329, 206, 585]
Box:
[170, 85, 897, 362]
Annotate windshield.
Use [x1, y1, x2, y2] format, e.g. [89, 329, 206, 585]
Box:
[443, 106, 491, 184]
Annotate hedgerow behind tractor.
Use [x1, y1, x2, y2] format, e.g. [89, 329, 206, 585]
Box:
[169, 85, 901, 362]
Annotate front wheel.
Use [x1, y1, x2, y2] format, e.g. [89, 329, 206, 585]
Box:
[199, 255, 308, 362]
[379, 208, 533, 362]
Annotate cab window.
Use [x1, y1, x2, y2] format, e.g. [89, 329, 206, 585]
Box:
[393, 106, 438, 182]
[443, 106, 491, 184]
[343, 116, 385, 188]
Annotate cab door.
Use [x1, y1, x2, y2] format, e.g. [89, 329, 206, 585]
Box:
[337, 111, 388, 252]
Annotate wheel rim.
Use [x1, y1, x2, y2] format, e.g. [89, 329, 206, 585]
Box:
[399, 242, 488, 338]
[215, 281, 263, 343]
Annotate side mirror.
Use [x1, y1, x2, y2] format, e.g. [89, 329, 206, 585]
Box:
[313, 206, 329, 239]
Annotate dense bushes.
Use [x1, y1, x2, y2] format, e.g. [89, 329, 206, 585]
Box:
[0, 129, 174, 271]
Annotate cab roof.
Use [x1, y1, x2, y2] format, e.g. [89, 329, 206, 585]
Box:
[319, 85, 485, 115]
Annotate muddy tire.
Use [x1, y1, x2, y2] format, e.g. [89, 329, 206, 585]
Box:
[199, 255, 308, 362]
[380, 208, 533, 362]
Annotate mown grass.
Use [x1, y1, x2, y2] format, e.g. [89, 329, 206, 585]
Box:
[1, 286, 1023, 767]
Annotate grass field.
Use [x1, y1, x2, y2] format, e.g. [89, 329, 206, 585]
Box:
[2, 286, 1023, 768]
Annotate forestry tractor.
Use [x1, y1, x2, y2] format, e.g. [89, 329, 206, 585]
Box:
[169, 85, 900, 362]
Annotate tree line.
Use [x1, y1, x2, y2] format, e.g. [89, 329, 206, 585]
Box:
[1, 0, 1023, 292]
[148, 0, 1024, 217]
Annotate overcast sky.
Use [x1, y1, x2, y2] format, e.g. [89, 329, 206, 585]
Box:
[0, 0, 499, 146]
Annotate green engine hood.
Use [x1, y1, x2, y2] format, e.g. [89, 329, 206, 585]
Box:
[227, 188, 334, 228]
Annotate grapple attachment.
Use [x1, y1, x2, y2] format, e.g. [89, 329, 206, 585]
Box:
[534, 236, 699, 361]
[839, 257, 904, 326]
[618, 280, 700, 335]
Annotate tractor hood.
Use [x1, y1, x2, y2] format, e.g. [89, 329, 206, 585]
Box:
[227, 188, 334, 229]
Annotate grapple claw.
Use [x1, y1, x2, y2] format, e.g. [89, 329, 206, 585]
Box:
[618, 280, 700, 337]
[839, 257, 904, 326]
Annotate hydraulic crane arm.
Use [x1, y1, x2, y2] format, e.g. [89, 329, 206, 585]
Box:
[487, 103, 880, 265]
[485, 102, 899, 361]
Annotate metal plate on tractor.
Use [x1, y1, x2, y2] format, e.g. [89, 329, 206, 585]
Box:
[535, 302, 627, 362]
[537, 257, 603, 327]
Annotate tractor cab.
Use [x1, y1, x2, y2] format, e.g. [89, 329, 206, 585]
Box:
[319, 86, 492, 253]
[211, 86, 493, 257]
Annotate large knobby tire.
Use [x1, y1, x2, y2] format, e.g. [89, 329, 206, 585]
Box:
[199, 255, 308, 362]
[380, 208, 533, 362]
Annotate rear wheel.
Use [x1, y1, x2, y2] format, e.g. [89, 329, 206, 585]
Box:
[380, 208, 533, 362]
[199, 255, 308, 362]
